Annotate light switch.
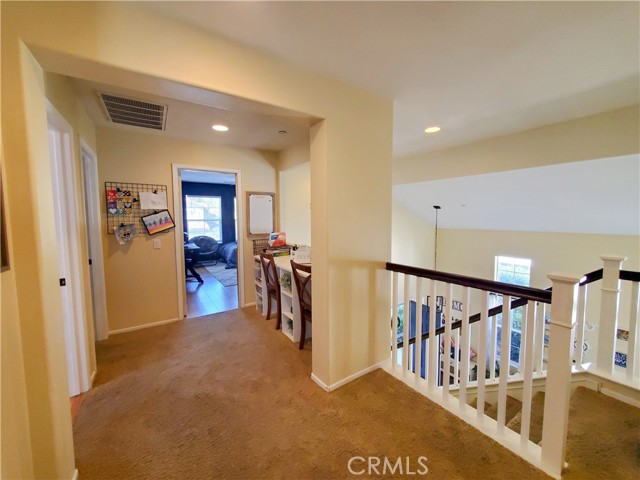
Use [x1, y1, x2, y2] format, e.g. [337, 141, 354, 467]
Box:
[153, 239, 161, 249]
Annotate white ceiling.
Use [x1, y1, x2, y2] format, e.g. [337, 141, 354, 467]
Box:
[63, 2, 639, 236]
[393, 155, 640, 235]
[145, 1, 639, 157]
[70, 78, 312, 151]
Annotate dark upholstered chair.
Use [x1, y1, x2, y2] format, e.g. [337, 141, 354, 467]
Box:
[260, 252, 281, 330]
[188, 236, 219, 265]
[291, 260, 312, 350]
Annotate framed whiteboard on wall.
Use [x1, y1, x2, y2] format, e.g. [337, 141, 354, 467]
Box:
[246, 191, 275, 238]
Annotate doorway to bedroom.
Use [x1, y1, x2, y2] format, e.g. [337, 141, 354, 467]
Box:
[178, 168, 240, 318]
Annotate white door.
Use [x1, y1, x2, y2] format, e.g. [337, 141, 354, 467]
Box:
[81, 145, 109, 341]
[47, 105, 90, 396]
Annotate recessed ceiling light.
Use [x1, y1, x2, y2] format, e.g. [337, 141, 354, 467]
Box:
[212, 124, 229, 132]
[424, 126, 441, 134]
[278, 130, 287, 134]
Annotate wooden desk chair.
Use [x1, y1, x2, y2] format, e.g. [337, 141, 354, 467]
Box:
[291, 260, 312, 350]
[259, 252, 281, 330]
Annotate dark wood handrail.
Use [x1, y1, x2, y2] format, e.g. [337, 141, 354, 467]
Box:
[581, 268, 603, 285]
[389, 266, 612, 349]
[620, 270, 640, 282]
[387, 262, 552, 303]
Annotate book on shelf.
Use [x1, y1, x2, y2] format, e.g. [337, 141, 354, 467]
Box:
[263, 246, 291, 257]
[269, 250, 290, 257]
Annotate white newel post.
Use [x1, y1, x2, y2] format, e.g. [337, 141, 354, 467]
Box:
[596, 255, 626, 375]
[541, 273, 581, 479]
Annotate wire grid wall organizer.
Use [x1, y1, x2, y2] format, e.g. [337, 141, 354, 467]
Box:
[105, 182, 169, 235]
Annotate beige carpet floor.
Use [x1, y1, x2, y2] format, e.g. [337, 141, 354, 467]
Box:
[563, 386, 640, 480]
[74, 307, 553, 479]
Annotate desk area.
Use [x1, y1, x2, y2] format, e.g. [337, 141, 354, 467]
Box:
[254, 255, 311, 344]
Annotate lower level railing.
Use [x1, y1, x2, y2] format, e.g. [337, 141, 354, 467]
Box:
[385, 262, 585, 478]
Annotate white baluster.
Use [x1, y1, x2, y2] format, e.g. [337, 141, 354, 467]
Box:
[573, 283, 587, 367]
[428, 280, 438, 391]
[403, 273, 411, 375]
[520, 301, 536, 449]
[392, 272, 399, 369]
[497, 295, 512, 433]
[453, 329, 460, 387]
[516, 306, 523, 375]
[534, 302, 546, 373]
[443, 283, 453, 399]
[415, 277, 423, 383]
[541, 273, 581, 478]
[596, 255, 626, 375]
[459, 287, 471, 411]
[476, 291, 489, 422]
[627, 280, 639, 382]
[490, 302, 498, 381]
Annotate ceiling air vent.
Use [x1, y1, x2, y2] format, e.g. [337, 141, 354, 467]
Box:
[99, 93, 167, 130]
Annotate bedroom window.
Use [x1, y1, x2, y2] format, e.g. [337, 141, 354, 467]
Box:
[185, 195, 222, 241]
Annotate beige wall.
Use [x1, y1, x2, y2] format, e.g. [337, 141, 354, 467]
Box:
[437, 228, 639, 288]
[97, 127, 278, 331]
[392, 201, 435, 269]
[1, 128, 35, 479]
[1, 43, 76, 479]
[394, 106, 640, 185]
[438, 228, 640, 363]
[279, 160, 311, 246]
[278, 142, 311, 245]
[278, 142, 310, 172]
[1, 2, 391, 476]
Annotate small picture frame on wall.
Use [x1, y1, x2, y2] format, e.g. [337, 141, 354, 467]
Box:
[141, 209, 175, 235]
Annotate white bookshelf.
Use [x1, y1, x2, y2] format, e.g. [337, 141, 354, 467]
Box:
[254, 254, 311, 344]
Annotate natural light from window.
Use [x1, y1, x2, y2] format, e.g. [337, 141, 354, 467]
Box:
[185, 195, 222, 241]
[494, 255, 532, 366]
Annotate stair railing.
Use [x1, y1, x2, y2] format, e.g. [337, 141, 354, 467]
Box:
[386, 262, 581, 479]
[576, 256, 640, 383]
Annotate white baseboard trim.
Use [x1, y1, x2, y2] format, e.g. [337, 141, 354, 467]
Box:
[311, 373, 331, 392]
[72, 468, 79, 480]
[601, 387, 640, 408]
[90, 369, 97, 387]
[311, 362, 385, 392]
[243, 302, 256, 308]
[109, 317, 181, 335]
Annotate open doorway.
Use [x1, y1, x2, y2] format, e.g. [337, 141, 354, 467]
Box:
[47, 102, 91, 397]
[173, 166, 243, 318]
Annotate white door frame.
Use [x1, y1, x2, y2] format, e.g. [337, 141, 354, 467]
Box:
[172, 164, 245, 319]
[80, 139, 109, 341]
[47, 102, 91, 395]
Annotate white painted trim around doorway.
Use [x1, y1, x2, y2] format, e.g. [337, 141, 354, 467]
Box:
[46, 101, 91, 396]
[171, 164, 245, 319]
[80, 139, 109, 341]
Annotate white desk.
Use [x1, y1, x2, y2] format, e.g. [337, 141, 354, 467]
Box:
[254, 255, 311, 344]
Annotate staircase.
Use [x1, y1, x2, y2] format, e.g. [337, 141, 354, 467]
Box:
[470, 391, 546, 444]
[385, 255, 640, 478]
[472, 387, 640, 479]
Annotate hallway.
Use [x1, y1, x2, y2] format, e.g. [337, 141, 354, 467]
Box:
[73, 308, 550, 480]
